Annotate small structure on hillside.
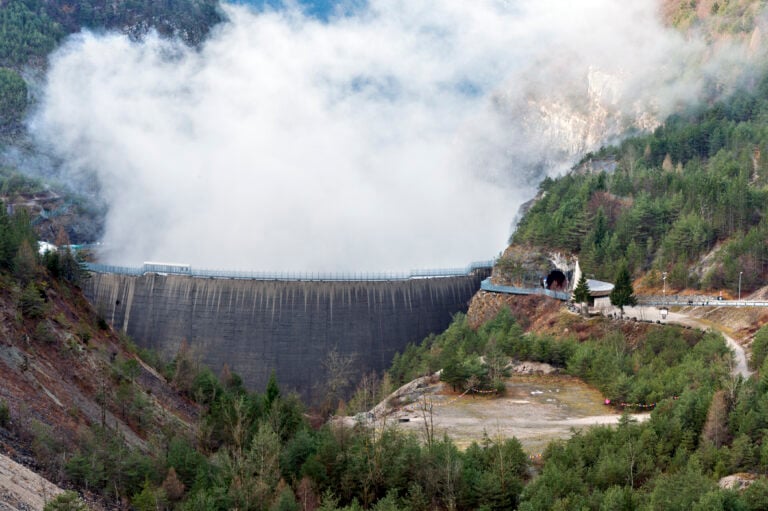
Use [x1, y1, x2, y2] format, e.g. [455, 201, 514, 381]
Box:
[571, 261, 614, 309]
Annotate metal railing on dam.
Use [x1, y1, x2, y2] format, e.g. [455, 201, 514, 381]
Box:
[480, 278, 571, 301]
[84, 260, 494, 281]
[639, 296, 768, 307]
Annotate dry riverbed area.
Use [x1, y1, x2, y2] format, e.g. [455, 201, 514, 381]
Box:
[354, 374, 649, 454]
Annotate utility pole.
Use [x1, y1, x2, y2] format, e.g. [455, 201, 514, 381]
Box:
[662, 272, 667, 303]
[739, 271, 743, 302]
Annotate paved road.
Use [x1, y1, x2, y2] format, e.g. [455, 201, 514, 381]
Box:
[608, 305, 752, 380]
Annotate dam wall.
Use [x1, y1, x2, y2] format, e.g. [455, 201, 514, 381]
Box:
[82, 271, 489, 402]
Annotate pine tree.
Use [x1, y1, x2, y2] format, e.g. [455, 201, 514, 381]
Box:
[573, 275, 591, 314]
[610, 264, 637, 315]
[265, 370, 280, 410]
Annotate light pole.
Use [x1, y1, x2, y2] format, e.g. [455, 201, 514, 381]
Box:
[662, 272, 667, 302]
[739, 271, 743, 301]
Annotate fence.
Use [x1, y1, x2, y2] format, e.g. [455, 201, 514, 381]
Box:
[639, 297, 768, 308]
[83, 260, 494, 282]
[480, 278, 571, 301]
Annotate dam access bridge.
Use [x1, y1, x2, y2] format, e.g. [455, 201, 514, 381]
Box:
[83, 261, 492, 403]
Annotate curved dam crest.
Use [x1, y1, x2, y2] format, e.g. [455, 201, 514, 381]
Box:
[83, 271, 489, 402]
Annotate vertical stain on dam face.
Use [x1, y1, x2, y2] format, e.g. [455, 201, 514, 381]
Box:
[83, 271, 489, 402]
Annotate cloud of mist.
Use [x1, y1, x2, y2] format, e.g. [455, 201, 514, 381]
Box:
[29, 0, 757, 271]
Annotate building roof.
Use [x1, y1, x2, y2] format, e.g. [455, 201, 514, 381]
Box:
[587, 279, 614, 297]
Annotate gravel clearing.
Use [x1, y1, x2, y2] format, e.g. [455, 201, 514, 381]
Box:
[352, 375, 650, 454]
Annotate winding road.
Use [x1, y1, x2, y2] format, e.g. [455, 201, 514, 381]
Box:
[613, 305, 752, 379]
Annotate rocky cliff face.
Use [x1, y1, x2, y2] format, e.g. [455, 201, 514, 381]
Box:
[0, 272, 199, 510]
[83, 271, 489, 402]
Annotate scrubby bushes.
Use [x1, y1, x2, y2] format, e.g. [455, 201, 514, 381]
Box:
[0, 400, 9, 428]
[388, 308, 729, 408]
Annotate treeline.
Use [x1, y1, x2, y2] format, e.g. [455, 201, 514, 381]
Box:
[0, 0, 222, 68]
[41, 0, 223, 45]
[0, 0, 222, 130]
[44, 341, 531, 511]
[522, 329, 768, 510]
[512, 74, 768, 292]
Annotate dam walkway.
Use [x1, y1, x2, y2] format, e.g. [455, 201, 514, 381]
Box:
[84, 260, 494, 282]
[480, 278, 571, 301]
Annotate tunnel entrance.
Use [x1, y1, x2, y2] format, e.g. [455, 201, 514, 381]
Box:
[546, 270, 567, 290]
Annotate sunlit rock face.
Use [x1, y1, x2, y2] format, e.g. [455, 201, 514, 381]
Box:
[493, 65, 664, 178]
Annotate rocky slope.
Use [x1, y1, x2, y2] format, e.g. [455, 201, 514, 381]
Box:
[0, 453, 63, 511]
[0, 271, 200, 506]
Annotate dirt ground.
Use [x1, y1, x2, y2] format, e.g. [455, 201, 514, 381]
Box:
[342, 304, 747, 455]
[0, 453, 62, 511]
[372, 375, 650, 454]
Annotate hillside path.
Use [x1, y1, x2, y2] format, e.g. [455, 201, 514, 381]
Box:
[615, 306, 752, 379]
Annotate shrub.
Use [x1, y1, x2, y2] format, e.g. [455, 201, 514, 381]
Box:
[0, 400, 9, 428]
[19, 283, 45, 318]
[34, 321, 56, 344]
[752, 326, 768, 371]
[43, 491, 88, 511]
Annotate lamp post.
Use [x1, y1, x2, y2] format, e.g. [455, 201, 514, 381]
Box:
[739, 271, 743, 301]
[662, 271, 667, 302]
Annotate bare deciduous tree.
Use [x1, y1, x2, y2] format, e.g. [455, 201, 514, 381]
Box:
[320, 347, 357, 416]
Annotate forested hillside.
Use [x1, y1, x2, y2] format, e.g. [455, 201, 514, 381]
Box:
[0, 0, 221, 131]
[512, 73, 768, 294]
[0, 0, 221, 67]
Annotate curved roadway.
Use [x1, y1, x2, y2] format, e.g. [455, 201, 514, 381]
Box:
[616, 306, 752, 379]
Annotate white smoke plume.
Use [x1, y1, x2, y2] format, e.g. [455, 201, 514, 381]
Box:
[29, 0, 755, 271]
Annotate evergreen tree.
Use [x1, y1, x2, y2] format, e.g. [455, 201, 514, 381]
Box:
[610, 264, 637, 314]
[572, 274, 591, 311]
[265, 370, 280, 411]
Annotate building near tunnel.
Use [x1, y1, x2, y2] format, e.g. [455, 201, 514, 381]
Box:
[572, 261, 614, 308]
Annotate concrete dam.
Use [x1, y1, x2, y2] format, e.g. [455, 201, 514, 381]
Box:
[82, 265, 490, 402]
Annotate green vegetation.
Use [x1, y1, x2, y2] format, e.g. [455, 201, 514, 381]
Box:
[750, 324, 768, 370]
[572, 274, 590, 306]
[667, 0, 762, 34]
[46, 0, 222, 44]
[43, 491, 88, 511]
[610, 264, 637, 313]
[46, 333, 532, 511]
[0, 0, 221, 130]
[0, 0, 220, 70]
[0, 167, 45, 196]
[0, 68, 27, 125]
[381, 307, 755, 509]
[390, 309, 729, 407]
[0, 400, 9, 428]
[513, 75, 768, 292]
[0, 0, 63, 67]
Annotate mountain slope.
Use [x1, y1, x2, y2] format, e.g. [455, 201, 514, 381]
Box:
[508, 70, 768, 295]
